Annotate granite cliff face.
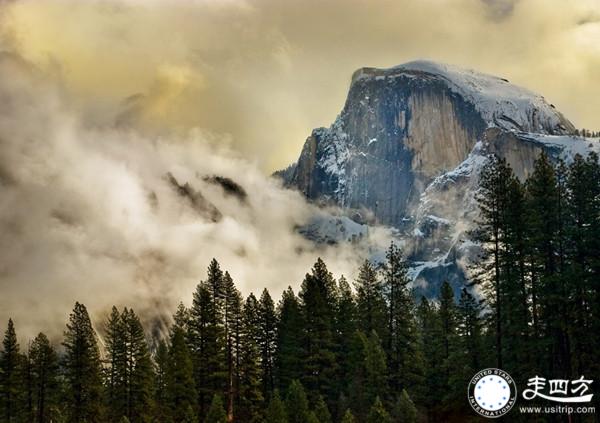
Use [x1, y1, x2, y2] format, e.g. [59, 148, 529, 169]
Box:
[282, 60, 574, 227]
[280, 60, 598, 296]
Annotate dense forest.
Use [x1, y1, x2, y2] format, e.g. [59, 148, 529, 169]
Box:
[0, 151, 599, 423]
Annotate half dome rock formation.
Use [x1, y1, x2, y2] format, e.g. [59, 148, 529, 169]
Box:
[280, 60, 575, 227]
[278, 60, 597, 295]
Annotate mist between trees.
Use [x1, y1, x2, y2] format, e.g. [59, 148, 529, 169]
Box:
[1, 151, 599, 423]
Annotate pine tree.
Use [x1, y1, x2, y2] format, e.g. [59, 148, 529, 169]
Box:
[123, 308, 154, 422]
[173, 302, 190, 334]
[275, 288, 303, 392]
[342, 409, 356, 423]
[416, 297, 443, 418]
[153, 340, 169, 422]
[258, 289, 277, 402]
[333, 276, 357, 404]
[204, 394, 227, 423]
[364, 331, 388, 403]
[305, 411, 320, 423]
[355, 260, 387, 338]
[584, 153, 600, 389]
[553, 159, 573, 377]
[29, 332, 59, 423]
[238, 294, 263, 422]
[340, 409, 356, 423]
[473, 155, 513, 369]
[298, 259, 337, 402]
[104, 307, 154, 422]
[347, 331, 388, 419]
[166, 327, 197, 422]
[104, 306, 128, 420]
[502, 175, 532, 374]
[189, 259, 226, 418]
[566, 152, 600, 377]
[525, 152, 566, 375]
[455, 288, 483, 373]
[438, 281, 456, 393]
[284, 380, 310, 423]
[366, 396, 391, 423]
[313, 394, 332, 423]
[62, 302, 104, 422]
[0, 319, 24, 422]
[392, 389, 418, 423]
[23, 349, 33, 423]
[445, 288, 485, 416]
[381, 242, 423, 393]
[222, 271, 242, 422]
[182, 405, 196, 423]
[264, 390, 287, 423]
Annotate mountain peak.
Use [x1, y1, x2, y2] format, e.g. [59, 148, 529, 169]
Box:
[281, 60, 595, 296]
[351, 60, 575, 134]
[281, 59, 588, 230]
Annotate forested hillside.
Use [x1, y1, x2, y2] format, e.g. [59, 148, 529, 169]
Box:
[1, 151, 598, 422]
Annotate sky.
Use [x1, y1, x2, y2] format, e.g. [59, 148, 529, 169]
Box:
[1, 0, 599, 172]
[0, 0, 599, 339]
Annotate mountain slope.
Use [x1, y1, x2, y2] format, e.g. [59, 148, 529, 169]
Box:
[279, 60, 596, 295]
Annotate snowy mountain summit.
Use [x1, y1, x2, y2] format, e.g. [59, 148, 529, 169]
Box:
[278, 60, 597, 296]
[369, 60, 574, 134]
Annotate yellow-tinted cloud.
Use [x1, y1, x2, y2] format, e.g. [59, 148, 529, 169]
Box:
[0, 54, 394, 338]
[1, 0, 599, 171]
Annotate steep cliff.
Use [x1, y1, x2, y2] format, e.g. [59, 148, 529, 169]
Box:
[283, 60, 574, 228]
[280, 60, 596, 296]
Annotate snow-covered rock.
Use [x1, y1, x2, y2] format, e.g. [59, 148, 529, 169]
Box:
[278, 60, 592, 297]
[382, 60, 574, 134]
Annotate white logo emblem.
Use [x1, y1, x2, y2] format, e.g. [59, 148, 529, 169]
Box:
[468, 368, 517, 418]
[522, 375, 593, 402]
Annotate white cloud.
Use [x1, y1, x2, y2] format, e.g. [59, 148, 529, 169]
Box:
[0, 56, 391, 340]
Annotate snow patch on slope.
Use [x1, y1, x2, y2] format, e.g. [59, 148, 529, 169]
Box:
[355, 60, 574, 134]
[517, 133, 600, 162]
[416, 141, 487, 223]
[315, 117, 350, 202]
[299, 213, 367, 244]
[401, 60, 571, 133]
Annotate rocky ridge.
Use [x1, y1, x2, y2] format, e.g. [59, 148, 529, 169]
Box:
[279, 60, 597, 295]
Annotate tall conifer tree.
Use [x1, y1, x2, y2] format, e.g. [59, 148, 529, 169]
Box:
[333, 276, 357, 401]
[258, 289, 277, 403]
[166, 327, 196, 422]
[29, 332, 59, 423]
[355, 260, 387, 339]
[284, 380, 310, 423]
[153, 340, 169, 422]
[221, 271, 241, 422]
[238, 294, 263, 422]
[264, 390, 287, 423]
[382, 242, 422, 393]
[275, 288, 303, 392]
[298, 259, 338, 403]
[105, 306, 128, 420]
[474, 155, 513, 368]
[122, 308, 154, 422]
[0, 319, 23, 423]
[526, 152, 567, 375]
[62, 302, 104, 423]
[189, 259, 226, 418]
